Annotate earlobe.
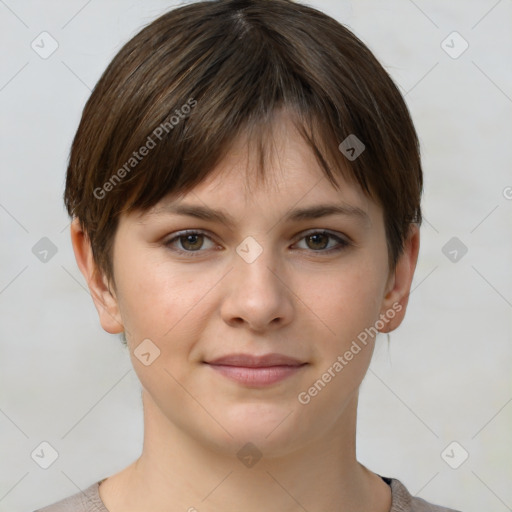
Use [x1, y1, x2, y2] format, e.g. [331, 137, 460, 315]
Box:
[378, 224, 420, 333]
[70, 218, 124, 334]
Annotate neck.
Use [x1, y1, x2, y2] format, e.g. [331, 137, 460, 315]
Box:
[99, 390, 391, 512]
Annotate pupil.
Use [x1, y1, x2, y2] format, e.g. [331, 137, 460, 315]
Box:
[308, 234, 327, 250]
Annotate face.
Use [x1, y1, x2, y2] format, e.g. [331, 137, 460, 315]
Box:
[76, 114, 417, 458]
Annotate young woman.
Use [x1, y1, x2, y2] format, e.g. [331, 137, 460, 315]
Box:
[35, 1, 460, 510]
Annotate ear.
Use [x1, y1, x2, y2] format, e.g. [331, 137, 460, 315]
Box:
[70, 218, 124, 334]
[378, 224, 420, 333]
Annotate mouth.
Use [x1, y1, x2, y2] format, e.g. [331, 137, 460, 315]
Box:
[204, 353, 308, 387]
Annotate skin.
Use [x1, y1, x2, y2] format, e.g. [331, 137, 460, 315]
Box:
[71, 112, 419, 512]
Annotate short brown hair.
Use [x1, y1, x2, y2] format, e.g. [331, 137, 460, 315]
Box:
[64, 0, 422, 287]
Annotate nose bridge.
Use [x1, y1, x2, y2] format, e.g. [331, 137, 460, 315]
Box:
[221, 234, 293, 330]
[233, 234, 280, 292]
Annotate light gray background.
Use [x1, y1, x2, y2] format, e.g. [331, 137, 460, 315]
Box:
[1, 1, 511, 511]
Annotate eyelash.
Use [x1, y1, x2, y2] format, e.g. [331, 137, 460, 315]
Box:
[163, 229, 351, 257]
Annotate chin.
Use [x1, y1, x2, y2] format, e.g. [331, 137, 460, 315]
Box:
[209, 401, 307, 457]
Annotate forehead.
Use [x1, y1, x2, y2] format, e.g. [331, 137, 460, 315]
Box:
[150, 112, 375, 218]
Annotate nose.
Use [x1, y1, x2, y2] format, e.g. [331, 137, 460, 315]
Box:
[220, 243, 294, 332]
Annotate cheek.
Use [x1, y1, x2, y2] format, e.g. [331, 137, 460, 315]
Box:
[115, 252, 221, 351]
[304, 260, 385, 347]
[293, 263, 385, 423]
[112, 249, 170, 346]
[115, 255, 170, 336]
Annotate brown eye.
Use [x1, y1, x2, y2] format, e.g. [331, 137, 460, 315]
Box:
[179, 233, 204, 251]
[305, 233, 330, 250]
[294, 230, 350, 253]
[165, 230, 216, 255]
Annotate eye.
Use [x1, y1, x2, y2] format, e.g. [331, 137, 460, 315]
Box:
[164, 229, 351, 257]
[164, 230, 217, 255]
[293, 230, 350, 253]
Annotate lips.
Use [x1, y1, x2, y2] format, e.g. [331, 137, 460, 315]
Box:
[206, 353, 305, 367]
[204, 353, 307, 387]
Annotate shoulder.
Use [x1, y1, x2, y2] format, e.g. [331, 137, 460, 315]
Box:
[32, 480, 107, 512]
[386, 476, 462, 512]
[32, 475, 462, 512]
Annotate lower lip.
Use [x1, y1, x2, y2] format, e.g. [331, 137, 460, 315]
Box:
[206, 364, 306, 386]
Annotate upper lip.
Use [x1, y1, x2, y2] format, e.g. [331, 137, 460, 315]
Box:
[206, 353, 306, 367]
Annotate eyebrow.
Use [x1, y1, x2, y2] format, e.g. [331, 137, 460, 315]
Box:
[148, 202, 370, 228]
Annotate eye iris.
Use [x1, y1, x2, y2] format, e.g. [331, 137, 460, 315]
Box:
[307, 233, 329, 250]
[181, 234, 203, 251]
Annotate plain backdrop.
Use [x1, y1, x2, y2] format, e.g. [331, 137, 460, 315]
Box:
[1, 1, 511, 511]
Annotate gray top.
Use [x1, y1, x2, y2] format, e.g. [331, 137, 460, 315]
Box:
[33, 476, 461, 512]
